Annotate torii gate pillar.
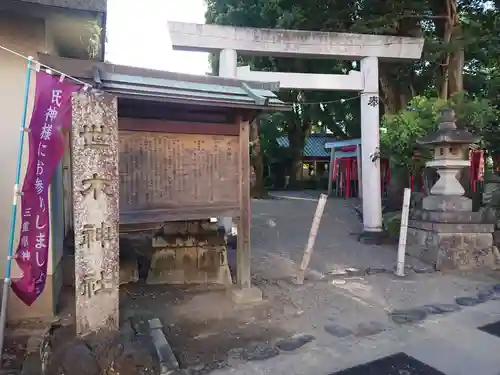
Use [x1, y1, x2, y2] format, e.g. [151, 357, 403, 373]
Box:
[218, 48, 238, 234]
[360, 56, 383, 233]
[219, 49, 238, 78]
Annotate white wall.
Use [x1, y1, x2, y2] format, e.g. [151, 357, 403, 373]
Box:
[0, 11, 62, 319]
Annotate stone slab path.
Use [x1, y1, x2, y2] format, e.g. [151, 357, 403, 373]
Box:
[204, 282, 500, 375]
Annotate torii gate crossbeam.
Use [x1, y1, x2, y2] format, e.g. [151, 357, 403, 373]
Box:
[167, 21, 424, 243]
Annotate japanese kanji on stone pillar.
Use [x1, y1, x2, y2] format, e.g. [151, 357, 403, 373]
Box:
[71, 91, 119, 335]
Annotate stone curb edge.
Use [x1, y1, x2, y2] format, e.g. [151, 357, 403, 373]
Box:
[148, 318, 180, 375]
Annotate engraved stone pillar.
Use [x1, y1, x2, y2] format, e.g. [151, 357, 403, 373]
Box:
[217, 48, 238, 234]
[71, 92, 119, 335]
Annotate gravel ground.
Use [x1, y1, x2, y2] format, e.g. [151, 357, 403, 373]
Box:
[121, 191, 500, 374]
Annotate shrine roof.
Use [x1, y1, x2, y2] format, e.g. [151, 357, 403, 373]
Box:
[277, 134, 338, 158]
[37, 54, 291, 112]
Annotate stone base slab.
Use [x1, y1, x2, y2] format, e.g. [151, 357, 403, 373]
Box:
[146, 264, 232, 286]
[422, 195, 472, 212]
[411, 209, 483, 224]
[228, 286, 263, 304]
[146, 246, 232, 285]
[160, 220, 220, 235]
[407, 226, 498, 270]
[408, 220, 494, 233]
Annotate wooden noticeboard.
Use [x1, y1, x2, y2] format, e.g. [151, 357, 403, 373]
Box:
[119, 131, 239, 223]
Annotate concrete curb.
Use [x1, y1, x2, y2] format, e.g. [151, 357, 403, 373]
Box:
[19, 326, 52, 375]
[148, 318, 180, 375]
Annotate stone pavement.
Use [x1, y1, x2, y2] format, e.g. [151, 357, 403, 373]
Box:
[210, 297, 500, 375]
[212, 191, 500, 375]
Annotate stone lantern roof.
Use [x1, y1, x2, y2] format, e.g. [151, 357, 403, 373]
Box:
[416, 108, 479, 146]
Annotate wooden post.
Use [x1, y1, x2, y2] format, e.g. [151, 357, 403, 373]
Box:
[237, 117, 251, 290]
[72, 92, 119, 336]
[296, 194, 328, 284]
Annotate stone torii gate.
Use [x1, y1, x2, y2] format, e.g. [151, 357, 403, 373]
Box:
[167, 22, 424, 237]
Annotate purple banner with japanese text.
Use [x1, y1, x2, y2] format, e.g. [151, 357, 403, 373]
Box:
[12, 71, 80, 306]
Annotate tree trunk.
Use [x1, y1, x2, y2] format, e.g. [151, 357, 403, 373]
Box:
[437, 0, 463, 99]
[448, 28, 464, 95]
[379, 65, 412, 114]
[250, 120, 266, 198]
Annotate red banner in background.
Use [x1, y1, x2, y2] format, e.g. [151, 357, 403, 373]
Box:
[12, 71, 80, 306]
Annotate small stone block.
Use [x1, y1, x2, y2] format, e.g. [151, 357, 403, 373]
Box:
[324, 325, 353, 338]
[275, 334, 315, 351]
[413, 266, 436, 274]
[354, 321, 386, 337]
[148, 318, 163, 330]
[422, 304, 461, 314]
[389, 308, 427, 325]
[476, 288, 499, 302]
[240, 343, 279, 361]
[229, 286, 263, 304]
[455, 296, 483, 306]
[357, 231, 390, 245]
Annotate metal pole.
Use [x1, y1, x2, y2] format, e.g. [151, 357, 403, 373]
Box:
[337, 165, 342, 197]
[0, 57, 33, 362]
[327, 148, 334, 196]
[356, 144, 362, 198]
[395, 188, 411, 277]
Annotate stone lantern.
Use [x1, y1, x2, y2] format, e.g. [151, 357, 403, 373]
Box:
[406, 109, 498, 270]
[417, 108, 479, 204]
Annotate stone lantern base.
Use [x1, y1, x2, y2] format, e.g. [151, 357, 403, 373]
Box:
[406, 195, 499, 270]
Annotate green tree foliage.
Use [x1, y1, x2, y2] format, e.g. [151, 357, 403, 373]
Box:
[381, 94, 497, 174]
[205, 0, 500, 190]
[206, 0, 362, 186]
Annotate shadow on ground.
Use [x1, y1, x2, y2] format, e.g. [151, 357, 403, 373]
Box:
[119, 283, 294, 370]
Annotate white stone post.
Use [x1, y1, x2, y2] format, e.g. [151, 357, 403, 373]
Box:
[218, 48, 238, 233]
[360, 56, 383, 233]
[219, 49, 238, 78]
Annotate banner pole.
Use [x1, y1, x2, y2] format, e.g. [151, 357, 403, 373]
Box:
[0, 57, 33, 364]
